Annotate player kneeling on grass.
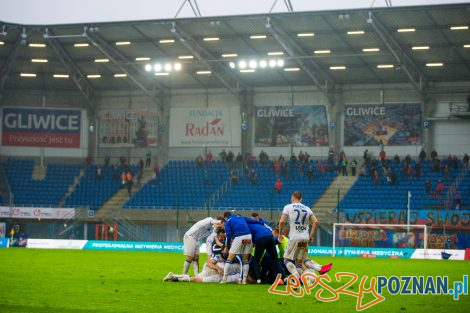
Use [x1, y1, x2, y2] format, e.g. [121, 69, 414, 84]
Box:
[183, 216, 224, 275]
[221, 211, 253, 284]
[278, 191, 332, 281]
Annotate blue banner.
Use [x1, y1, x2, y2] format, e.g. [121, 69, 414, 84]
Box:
[343, 209, 470, 230]
[83, 240, 183, 252]
[0, 238, 9, 248]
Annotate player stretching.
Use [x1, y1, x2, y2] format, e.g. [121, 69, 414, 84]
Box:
[278, 191, 330, 280]
[221, 211, 252, 284]
[182, 216, 223, 275]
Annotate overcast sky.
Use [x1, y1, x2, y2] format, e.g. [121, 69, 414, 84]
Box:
[0, 0, 467, 25]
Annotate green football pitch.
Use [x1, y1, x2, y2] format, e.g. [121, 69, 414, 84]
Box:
[0, 248, 468, 313]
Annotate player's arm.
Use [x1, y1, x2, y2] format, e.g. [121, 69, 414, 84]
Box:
[207, 258, 223, 274]
[214, 236, 224, 248]
[309, 214, 318, 243]
[278, 214, 288, 243]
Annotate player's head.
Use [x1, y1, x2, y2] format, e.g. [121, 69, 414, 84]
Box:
[223, 211, 232, 219]
[291, 191, 302, 203]
[217, 230, 226, 242]
[251, 212, 259, 220]
[213, 216, 225, 225]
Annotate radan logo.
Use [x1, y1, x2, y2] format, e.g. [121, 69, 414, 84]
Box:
[185, 118, 224, 137]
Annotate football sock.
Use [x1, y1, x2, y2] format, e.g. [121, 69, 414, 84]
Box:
[193, 261, 199, 275]
[304, 259, 322, 272]
[183, 259, 191, 274]
[285, 260, 298, 277]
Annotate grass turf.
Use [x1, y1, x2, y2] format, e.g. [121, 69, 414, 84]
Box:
[0, 248, 468, 312]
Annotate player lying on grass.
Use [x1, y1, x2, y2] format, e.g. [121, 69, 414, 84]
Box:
[278, 191, 332, 280]
[165, 231, 246, 284]
[182, 216, 224, 275]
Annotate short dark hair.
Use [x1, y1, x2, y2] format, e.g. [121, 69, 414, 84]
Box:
[215, 216, 225, 222]
[292, 191, 302, 200]
[251, 212, 259, 218]
[223, 211, 232, 219]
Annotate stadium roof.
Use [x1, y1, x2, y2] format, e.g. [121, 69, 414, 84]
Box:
[0, 2, 469, 105]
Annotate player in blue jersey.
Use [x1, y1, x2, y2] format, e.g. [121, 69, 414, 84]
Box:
[221, 211, 252, 284]
[244, 217, 285, 284]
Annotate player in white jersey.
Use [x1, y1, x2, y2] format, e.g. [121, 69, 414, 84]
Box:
[183, 216, 223, 275]
[278, 191, 319, 280]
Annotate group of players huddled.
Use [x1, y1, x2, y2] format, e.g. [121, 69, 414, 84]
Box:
[163, 191, 333, 285]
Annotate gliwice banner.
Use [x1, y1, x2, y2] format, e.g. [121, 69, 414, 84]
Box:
[98, 110, 158, 148]
[255, 105, 328, 147]
[169, 107, 241, 147]
[343, 103, 422, 146]
[1, 107, 81, 148]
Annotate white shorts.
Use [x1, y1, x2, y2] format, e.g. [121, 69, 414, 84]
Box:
[284, 239, 308, 261]
[183, 235, 199, 257]
[229, 234, 253, 255]
[203, 275, 221, 283]
[226, 273, 241, 284]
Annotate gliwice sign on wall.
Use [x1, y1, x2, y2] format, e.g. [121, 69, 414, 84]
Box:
[169, 107, 240, 147]
[1, 107, 81, 148]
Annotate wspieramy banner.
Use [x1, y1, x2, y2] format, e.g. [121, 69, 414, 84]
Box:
[169, 107, 241, 147]
[0, 206, 75, 220]
[98, 110, 158, 148]
[343, 103, 422, 146]
[255, 105, 328, 147]
[1, 107, 81, 148]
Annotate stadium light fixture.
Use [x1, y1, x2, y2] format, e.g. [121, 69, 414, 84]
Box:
[240, 69, 255, 73]
[229, 62, 236, 69]
[136, 57, 151, 61]
[314, 49, 331, 54]
[426, 62, 443, 67]
[74, 43, 89, 47]
[222, 53, 238, 58]
[145, 64, 152, 71]
[267, 51, 284, 56]
[95, 58, 109, 63]
[377, 64, 394, 69]
[20, 73, 37, 77]
[164, 63, 173, 72]
[203, 37, 219, 41]
[174, 63, 182, 71]
[31, 58, 48, 63]
[0, 41, 4, 45]
[397, 28, 415, 32]
[53, 74, 69, 78]
[154, 64, 163, 72]
[259, 60, 267, 68]
[196, 70, 211, 75]
[347, 30, 365, 35]
[159, 39, 175, 44]
[330, 66, 346, 70]
[412, 46, 430, 50]
[249, 60, 258, 69]
[115, 41, 131, 46]
[155, 72, 170, 76]
[284, 67, 300, 72]
[297, 32, 314, 37]
[450, 26, 468, 30]
[87, 74, 101, 78]
[29, 43, 46, 48]
[250, 35, 267, 39]
[238, 60, 247, 69]
[464, 44, 470, 48]
[178, 55, 194, 59]
[114, 74, 127, 78]
[277, 59, 284, 67]
[268, 59, 277, 68]
[362, 48, 380, 52]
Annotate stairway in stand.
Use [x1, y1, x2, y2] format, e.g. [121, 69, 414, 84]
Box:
[95, 167, 154, 219]
[312, 175, 358, 229]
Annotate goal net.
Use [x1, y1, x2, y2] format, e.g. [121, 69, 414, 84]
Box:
[332, 223, 427, 257]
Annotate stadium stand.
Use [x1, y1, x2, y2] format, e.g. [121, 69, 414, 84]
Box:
[213, 160, 336, 210]
[65, 164, 138, 210]
[3, 159, 80, 207]
[457, 171, 470, 208]
[340, 159, 461, 210]
[124, 160, 230, 209]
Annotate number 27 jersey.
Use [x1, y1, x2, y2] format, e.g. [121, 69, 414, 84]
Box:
[282, 203, 313, 241]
